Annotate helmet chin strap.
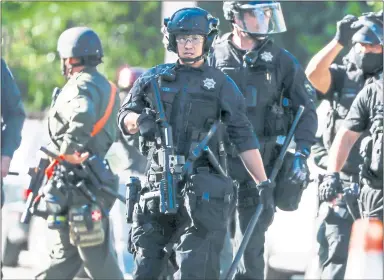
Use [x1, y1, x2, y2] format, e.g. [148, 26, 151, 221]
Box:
[178, 53, 205, 64]
[234, 23, 268, 41]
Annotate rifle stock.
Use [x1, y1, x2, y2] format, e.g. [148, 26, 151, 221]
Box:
[20, 157, 50, 224]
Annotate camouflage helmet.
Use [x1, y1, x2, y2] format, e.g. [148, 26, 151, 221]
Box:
[163, 7, 219, 53]
[57, 27, 103, 60]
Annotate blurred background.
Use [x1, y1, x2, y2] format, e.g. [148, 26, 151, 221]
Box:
[1, 1, 383, 279]
[1, 1, 383, 114]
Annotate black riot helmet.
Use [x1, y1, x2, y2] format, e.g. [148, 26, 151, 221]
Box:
[57, 27, 103, 69]
[223, 1, 286, 36]
[163, 7, 219, 56]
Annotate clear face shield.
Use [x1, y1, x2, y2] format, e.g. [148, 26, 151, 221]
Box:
[233, 2, 287, 35]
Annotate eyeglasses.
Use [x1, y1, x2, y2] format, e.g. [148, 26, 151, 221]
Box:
[175, 35, 204, 45]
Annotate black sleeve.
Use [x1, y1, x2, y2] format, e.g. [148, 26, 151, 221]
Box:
[320, 64, 347, 101]
[343, 85, 372, 133]
[220, 75, 260, 153]
[1, 59, 26, 158]
[280, 51, 318, 151]
[117, 71, 151, 135]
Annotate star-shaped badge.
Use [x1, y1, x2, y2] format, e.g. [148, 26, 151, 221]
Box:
[203, 78, 216, 90]
[260, 51, 273, 62]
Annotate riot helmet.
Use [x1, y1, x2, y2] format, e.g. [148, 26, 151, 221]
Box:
[163, 7, 219, 63]
[57, 26, 103, 72]
[223, 1, 287, 36]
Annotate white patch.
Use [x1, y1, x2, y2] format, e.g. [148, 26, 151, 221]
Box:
[260, 51, 273, 62]
[203, 78, 216, 90]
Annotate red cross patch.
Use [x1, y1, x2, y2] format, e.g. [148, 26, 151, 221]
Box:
[91, 210, 102, 221]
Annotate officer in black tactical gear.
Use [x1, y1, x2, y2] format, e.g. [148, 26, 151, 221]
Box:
[1, 58, 26, 278]
[209, 2, 317, 279]
[118, 7, 274, 280]
[306, 11, 383, 280]
[35, 27, 123, 280]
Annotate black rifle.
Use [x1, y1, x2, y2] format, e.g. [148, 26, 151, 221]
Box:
[20, 157, 50, 224]
[225, 105, 305, 280]
[149, 78, 183, 215]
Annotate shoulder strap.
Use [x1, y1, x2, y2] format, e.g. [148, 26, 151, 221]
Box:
[90, 81, 117, 137]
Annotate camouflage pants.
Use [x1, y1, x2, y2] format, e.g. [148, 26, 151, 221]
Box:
[35, 216, 123, 280]
[317, 211, 353, 280]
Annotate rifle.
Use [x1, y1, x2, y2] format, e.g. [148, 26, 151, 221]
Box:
[20, 157, 50, 224]
[225, 105, 305, 280]
[149, 78, 183, 215]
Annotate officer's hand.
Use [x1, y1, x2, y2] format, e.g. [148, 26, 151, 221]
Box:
[287, 151, 309, 185]
[1, 156, 12, 178]
[334, 14, 359, 46]
[257, 179, 275, 209]
[62, 152, 89, 165]
[137, 108, 157, 141]
[319, 172, 342, 202]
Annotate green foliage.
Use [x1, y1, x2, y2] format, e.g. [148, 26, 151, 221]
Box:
[2, 1, 163, 111]
[1, 1, 383, 112]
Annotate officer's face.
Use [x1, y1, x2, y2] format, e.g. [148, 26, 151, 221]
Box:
[354, 42, 383, 54]
[176, 34, 204, 60]
[234, 9, 272, 34]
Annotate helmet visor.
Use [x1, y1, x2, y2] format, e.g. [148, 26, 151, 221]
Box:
[233, 2, 287, 35]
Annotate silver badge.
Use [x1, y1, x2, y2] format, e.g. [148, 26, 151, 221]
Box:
[203, 78, 216, 90]
[260, 51, 273, 62]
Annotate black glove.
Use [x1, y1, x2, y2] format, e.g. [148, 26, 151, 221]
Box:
[319, 172, 342, 202]
[334, 14, 359, 46]
[287, 150, 309, 185]
[137, 108, 157, 141]
[257, 179, 276, 209]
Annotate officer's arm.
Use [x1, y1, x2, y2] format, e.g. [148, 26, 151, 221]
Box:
[60, 86, 97, 155]
[117, 74, 149, 135]
[282, 53, 318, 152]
[327, 87, 370, 172]
[1, 59, 26, 158]
[305, 40, 344, 94]
[220, 77, 267, 183]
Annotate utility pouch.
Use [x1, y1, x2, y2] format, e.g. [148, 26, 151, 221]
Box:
[68, 204, 105, 248]
[47, 214, 68, 230]
[264, 103, 286, 136]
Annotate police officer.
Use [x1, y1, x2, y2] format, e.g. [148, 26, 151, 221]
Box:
[305, 12, 382, 279]
[1, 59, 26, 206]
[35, 27, 123, 280]
[320, 11, 383, 223]
[1, 59, 26, 278]
[118, 7, 273, 280]
[209, 2, 317, 279]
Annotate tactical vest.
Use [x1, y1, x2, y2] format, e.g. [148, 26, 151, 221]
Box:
[212, 36, 284, 139]
[144, 64, 225, 169]
[365, 83, 383, 182]
[322, 66, 365, 176]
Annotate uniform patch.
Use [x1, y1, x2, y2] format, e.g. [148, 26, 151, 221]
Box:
[202, 78, 216, 90]
[260, 51, 273, 62]
[304, 80, 316, 97]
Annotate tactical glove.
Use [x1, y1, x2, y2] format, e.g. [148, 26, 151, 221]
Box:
[137, 108, 157, 141]
[319, 172, 342, 202]
[334, 14, 359, 46]
[257, 179, 276, 209]
[287, 150, 309, 185]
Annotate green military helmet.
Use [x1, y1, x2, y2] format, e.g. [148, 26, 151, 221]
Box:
[57, 26, 103, 60]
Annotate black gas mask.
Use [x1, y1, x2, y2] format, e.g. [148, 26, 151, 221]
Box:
[354, 50, 383, 75]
